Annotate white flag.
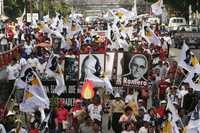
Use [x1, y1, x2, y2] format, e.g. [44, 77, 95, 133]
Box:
[86, 72, 113, 94]
[151, 0, 163, 16]
[16, 65, 49, 112]
[187, 102, 200, 132]
[179, 43, 199, 71]
[167, 96, 181, 122]
[140, 23, 161, 46]
[46, 54, 66, 96]
[184, 66, 200, 91]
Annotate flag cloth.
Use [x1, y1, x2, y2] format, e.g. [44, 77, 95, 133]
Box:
[15, 65, 49, 112]
[86, 72, 113, 94]
[140, 23, 161, 46]
[151, 0, 163, 16]
[46, 54, 66, 96]
[167, 96, 181, 122]
[187, 102, 200, 132]
[179, 43, 199, 71]
[166, 95, 183, 133]
[184, 65, 200, 91]
[67, 18, 82, 38]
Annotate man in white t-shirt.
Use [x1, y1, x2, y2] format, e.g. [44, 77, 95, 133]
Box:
[27, 54, 40, 69]
[87, 96, 102, 122]
[24, 42, 33, 56]
[125, 89, 138, 104]
[7, 58, 21, 80]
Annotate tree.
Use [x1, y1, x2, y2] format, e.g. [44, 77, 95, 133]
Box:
[4, 0, 25, 20]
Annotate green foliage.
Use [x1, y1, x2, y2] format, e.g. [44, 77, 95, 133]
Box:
[53, 2, 71, 16]
[4, 0, 71, 20]
[4, 0, 25, 20]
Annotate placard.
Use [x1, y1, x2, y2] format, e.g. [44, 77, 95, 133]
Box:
[79, 54, 105, 82]
[64, 57, 78, 82]
[122, 53, 150, 87]
[105, 52, 123, 85]
[27, 13, 39, 22]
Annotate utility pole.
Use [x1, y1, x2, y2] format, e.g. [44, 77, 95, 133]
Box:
[0, 0, 4, 15]
[30, 0, 33, 22]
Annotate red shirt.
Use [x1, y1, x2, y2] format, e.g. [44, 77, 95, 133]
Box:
[71, 106, 82, 125]
[155, 106, 166, 118]
[29, 128, 39, 133]
[56, 108, 68, 124]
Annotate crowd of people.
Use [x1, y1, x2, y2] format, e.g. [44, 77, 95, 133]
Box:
[0, 9, 199, 133]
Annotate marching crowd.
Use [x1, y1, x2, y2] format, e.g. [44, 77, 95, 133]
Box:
[0, 10, 199, 133]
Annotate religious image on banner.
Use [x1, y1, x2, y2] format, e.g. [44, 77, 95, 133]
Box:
[122, 53, 149, 87]
[64, 57, 78, 81]
[79, 54, 104, 82]
[105, 52, 123, 85]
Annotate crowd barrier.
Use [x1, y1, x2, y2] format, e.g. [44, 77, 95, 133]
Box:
[0, 45, 23, 69]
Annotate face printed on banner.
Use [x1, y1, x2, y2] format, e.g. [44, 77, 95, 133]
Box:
[124, 54, 148, 81]
[130, 56, 147, 79]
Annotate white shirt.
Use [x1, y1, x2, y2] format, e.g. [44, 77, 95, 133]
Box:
[24, 44, 33, 56]
[0, 124, 6, 133]
[27, 57, 40, 68]
[88, 104, 102, 121]
[9, 128, 27, 133]
[7, 63, 21, 80]
[138, 127, 148, 133]
[163, 36, 172, 45]
[125, 94, 134, 103]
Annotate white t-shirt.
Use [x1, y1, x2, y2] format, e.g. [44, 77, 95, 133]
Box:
[24, 44, 33, 56]
[27, 58, 40, 68]
[125, 94, 134, 103]
[7, 64, 21, 80]
[87, 104, 102, 121]
[138, 127, 148, 133]
[19, 58, 27, 67]
[0, 124, 6, 133]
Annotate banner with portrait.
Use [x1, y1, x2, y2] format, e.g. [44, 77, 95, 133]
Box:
[122, 52, 150, 87]
[105, 52, 123, 85]
[64, 56, 79, 82]
[79, 54, 105, 83]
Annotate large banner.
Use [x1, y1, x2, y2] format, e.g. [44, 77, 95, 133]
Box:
[63, 52, 151, 88]
[105, 52, 123, 85]
[79, 54, 105, 82]
[64, 57, 79, 82]
[122, 53, 150, 87]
